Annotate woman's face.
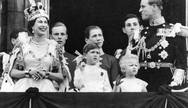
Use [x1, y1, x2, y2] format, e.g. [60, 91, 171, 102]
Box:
[122, 18, 140, 37]
[32, 17, 48, 36]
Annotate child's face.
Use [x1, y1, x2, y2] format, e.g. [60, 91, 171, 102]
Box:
[85, 48, 100, 65]
[120, 59, 139, 76]
[11, 38, 19, 46]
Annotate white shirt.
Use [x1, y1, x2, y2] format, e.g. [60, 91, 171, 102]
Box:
[74, 64, 112, 92]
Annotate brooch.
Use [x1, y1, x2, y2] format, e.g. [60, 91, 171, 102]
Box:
[159, 50, 168, 60]
[160, 39, 169, 49]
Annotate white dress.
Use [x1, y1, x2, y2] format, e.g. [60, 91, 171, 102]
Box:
[12, 38, 58, 92]
[74, 64, 112, 92]
[118, 78, 148, 92]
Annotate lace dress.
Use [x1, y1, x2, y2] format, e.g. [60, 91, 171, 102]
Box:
[117, 78, 148, 92]
[12, 38, 59, 92]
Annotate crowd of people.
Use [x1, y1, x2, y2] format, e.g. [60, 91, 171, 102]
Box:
[0, 0, 187, 92]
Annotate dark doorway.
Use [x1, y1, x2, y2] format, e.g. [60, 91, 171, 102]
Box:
[50, 0, 185, 55]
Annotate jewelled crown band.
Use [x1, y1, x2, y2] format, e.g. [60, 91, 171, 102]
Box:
[24, 0, 49, 21]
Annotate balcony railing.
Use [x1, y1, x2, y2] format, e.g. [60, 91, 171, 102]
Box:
[0, 88, 188, 108]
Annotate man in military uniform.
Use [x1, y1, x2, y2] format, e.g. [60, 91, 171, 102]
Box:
[137, 0, 186, 92]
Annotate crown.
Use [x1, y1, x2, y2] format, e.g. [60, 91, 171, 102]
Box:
[24, 2, 49, 21]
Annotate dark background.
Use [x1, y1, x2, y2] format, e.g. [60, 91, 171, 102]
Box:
[50, 0, 186, 55]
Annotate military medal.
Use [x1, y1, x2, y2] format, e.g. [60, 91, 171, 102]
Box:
[160, 39, 169, 49]
[157, 28, 175, 37]
[159, 50, 168, 60]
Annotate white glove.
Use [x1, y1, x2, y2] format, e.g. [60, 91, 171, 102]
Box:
[169, 69, 185, 86]
[172, 23, 188, 38]
[114, 49, 122, 59]
[172, 23, 182, 34]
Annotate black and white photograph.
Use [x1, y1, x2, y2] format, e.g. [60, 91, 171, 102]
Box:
[0, 0, 188, 108]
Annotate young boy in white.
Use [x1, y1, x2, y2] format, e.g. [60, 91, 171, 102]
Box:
[74, 43, 112, 92]
[113, 54, 147, 92]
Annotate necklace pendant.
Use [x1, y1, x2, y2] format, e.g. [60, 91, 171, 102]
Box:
[147, 52, 151, 59]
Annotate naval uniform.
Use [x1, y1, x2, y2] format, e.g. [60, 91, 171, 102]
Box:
[136, 22, 186, 92]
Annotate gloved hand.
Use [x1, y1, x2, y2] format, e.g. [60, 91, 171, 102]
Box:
[172, 23, 182, 34]
[169, 69, 185, 86]
[172, 23, 188, 37]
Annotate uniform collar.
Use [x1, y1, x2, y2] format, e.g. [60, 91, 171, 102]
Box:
[150, 16, 165, 26]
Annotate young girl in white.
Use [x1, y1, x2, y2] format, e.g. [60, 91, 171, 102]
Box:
[113, 54, 147, 92]
[74, 43, 112, 92]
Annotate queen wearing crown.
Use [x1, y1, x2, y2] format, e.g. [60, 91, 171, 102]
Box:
[9, 2, 70, 92]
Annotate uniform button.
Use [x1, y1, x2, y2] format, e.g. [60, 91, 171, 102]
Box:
[158, 59, 161, 62]
[146, 27, 149, 29]
[159, 46, 162, 49]
[144, 31, 147, 34]
[162, 24, 165, 27]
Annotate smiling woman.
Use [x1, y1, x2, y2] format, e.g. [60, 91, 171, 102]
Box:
[8, 2, 70, 92]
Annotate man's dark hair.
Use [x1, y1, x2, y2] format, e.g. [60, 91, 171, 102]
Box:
[84, 25, 102, 39]
[122, 14, 141, 28]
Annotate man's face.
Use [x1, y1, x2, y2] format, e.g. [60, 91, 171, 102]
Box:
[52, 26, 68, 46]
[139, 0, 154, 21]
[123, 18, 140, 37]
[86, 28, 104, 48]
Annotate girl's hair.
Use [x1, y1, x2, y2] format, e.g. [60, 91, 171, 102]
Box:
[119, 54, 139, 66]
[83, 43, 100, 54]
